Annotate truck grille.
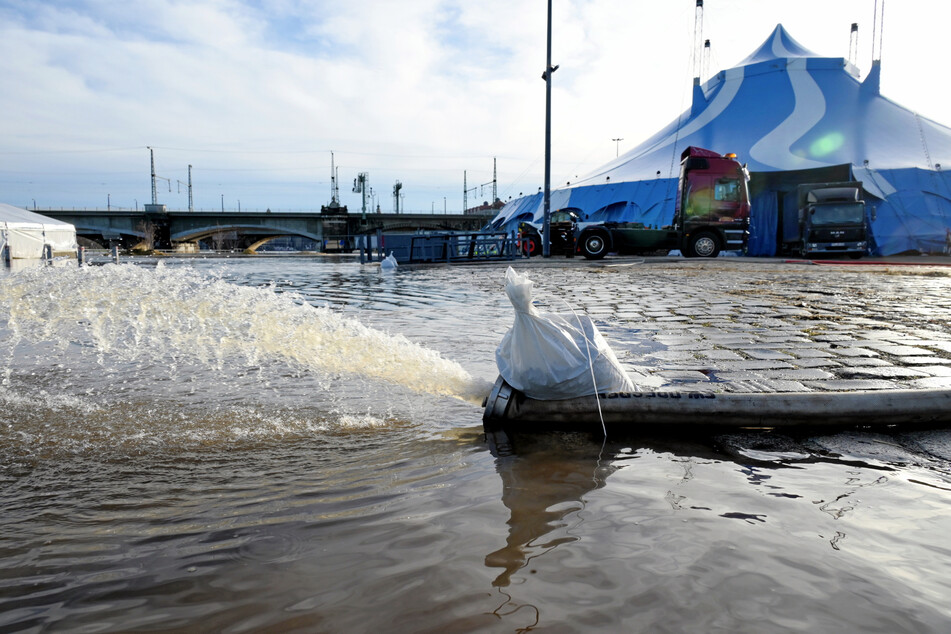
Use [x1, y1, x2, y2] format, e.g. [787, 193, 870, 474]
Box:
[808, 227, 865, 242]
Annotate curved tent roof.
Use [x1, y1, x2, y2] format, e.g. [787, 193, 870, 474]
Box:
[491, 25, 951, 255]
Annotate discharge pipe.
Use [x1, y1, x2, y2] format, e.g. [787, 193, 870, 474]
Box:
[483, 377, 951, 432]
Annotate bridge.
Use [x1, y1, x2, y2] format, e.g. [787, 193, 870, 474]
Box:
[39, 207, 497, 252]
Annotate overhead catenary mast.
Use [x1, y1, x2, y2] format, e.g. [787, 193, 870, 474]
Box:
[464, 171, 471, 213]
[148, 146, 157, 206]
[464, 159, 499, 212]
[144, 146, 169, 212]
[492, 157, 498, 204]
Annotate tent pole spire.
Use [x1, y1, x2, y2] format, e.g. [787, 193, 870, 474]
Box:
[693, 0, 704, 80]
[690, 1, 706, 114]
[849, 23, 859, 68]
[872, 0, 885, 63]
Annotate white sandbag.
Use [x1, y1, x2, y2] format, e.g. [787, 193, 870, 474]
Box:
[380, 253, 398, 271]
[495, 267, 634, 400]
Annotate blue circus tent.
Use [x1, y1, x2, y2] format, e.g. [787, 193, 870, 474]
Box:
[489, 24, 951, 256]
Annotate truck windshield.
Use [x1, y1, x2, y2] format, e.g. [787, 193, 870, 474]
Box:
[811, 203, 865, 225]
[714, 179, 741, 202]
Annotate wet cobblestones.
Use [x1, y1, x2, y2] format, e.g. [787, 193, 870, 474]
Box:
[519, 258, 951, 393]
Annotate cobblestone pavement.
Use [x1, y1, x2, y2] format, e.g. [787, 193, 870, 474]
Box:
[516, 257, 951, 393]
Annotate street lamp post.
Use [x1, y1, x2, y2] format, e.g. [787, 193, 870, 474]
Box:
[613, 138, 624, 157]
[541, 0, 558, 258]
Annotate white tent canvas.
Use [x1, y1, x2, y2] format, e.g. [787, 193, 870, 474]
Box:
[0, 203, 77, 260]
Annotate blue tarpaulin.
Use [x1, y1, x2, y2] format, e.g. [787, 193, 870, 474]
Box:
[748, 191, 778, 256]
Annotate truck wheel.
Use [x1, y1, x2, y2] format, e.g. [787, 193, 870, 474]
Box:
[688, 232, 720, 258]
[523, 234, 541, 257]
[580, 231, 609, 260]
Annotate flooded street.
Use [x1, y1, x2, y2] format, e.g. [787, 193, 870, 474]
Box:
[3, 257, 951, 632]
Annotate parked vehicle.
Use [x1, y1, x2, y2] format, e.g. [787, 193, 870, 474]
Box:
[519, 147, 751, 259]
[518, 209, 579, 257]
[781, 182, 870, 258]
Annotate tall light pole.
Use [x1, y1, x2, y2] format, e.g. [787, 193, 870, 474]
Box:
[541, 0, 558, 257]
[613, 138, 623, 157]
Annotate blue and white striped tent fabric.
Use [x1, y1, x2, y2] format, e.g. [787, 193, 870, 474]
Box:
[489, 25, 951, 256]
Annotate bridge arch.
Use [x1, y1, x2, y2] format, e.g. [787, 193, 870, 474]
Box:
[72, 221, 146, 248]
[171, 223, 323, 244]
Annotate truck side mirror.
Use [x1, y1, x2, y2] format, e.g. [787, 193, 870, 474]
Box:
[871, 206, 877, 221]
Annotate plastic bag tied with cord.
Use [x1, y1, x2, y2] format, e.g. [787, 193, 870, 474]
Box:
[495, 267, 634, 400]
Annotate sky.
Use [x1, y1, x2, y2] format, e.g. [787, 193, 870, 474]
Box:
[1, 0, 949, 214]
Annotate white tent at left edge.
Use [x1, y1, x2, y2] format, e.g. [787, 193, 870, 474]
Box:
[0, 203, 77, 260]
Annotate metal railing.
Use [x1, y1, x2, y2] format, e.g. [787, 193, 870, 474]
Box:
[405, 231, 525, 264]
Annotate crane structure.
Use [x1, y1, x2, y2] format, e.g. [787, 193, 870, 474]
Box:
[330, 151, 340, 205]
[393, 181, 403, 214]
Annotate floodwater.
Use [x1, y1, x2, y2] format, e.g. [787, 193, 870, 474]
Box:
[2, 257, 951, 632]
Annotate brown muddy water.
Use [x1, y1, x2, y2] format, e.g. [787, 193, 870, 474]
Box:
[2, 257, 951, 632]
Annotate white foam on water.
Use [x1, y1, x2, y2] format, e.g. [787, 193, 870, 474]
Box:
[0, 374, 409, 456]
[0, 264, 492, 405]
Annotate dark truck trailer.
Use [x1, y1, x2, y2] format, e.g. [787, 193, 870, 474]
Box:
[519, 146, 750, 259]
[782, 182, 870, 258]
